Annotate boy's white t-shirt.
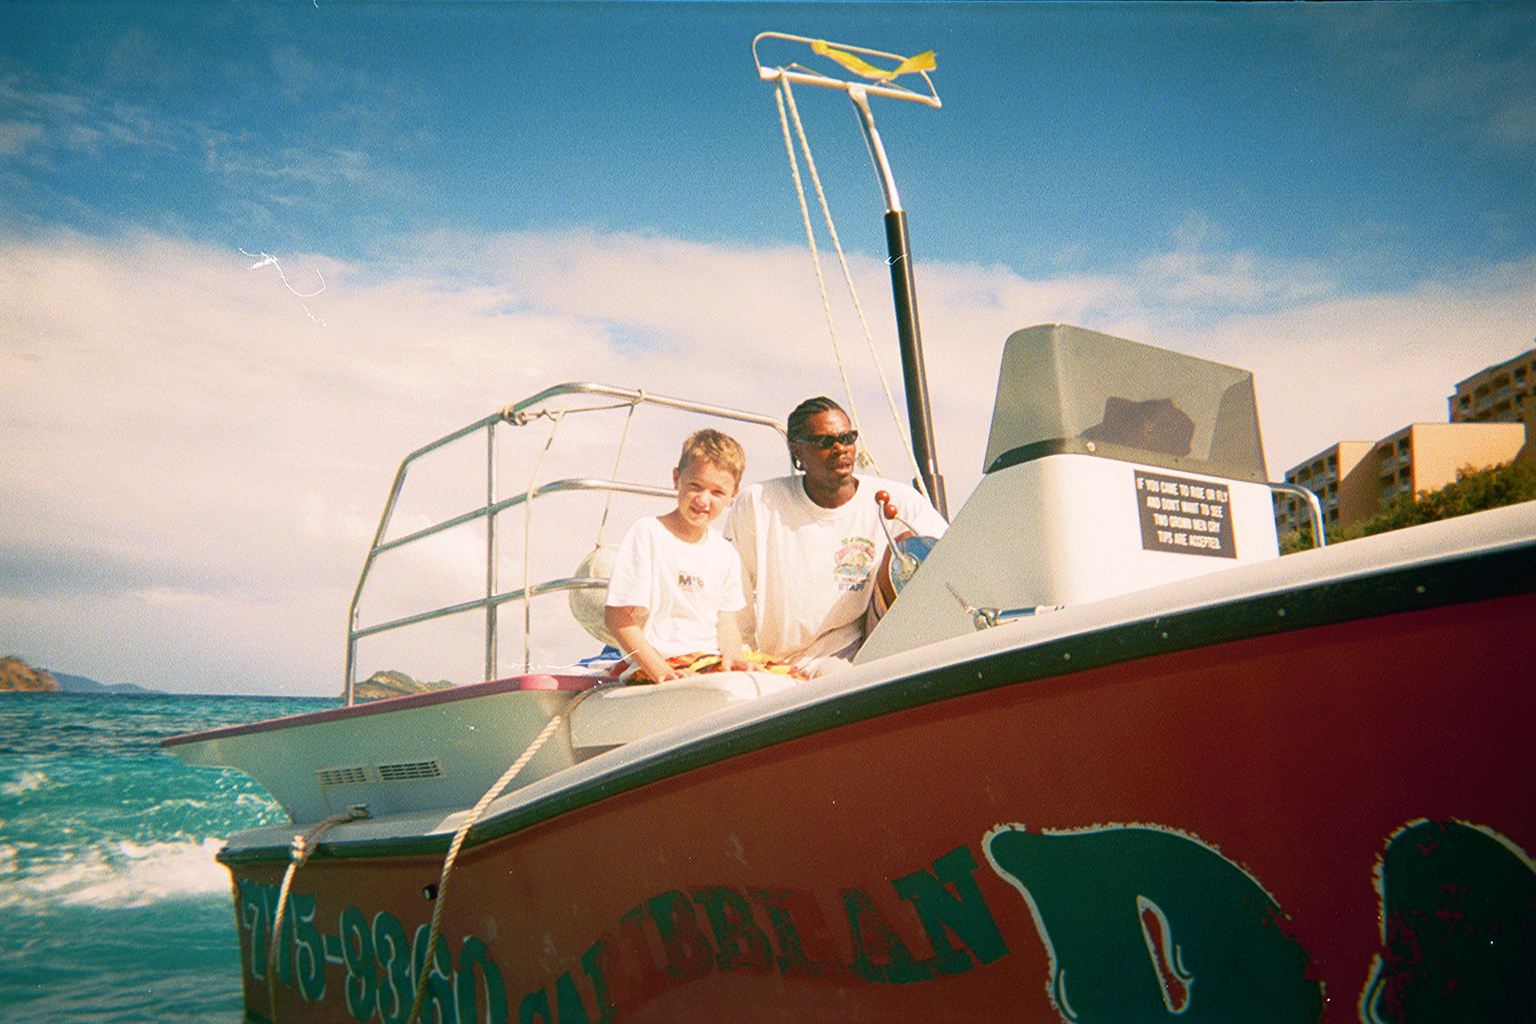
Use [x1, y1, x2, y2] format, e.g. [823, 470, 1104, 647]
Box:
[605, 517, 746, 658]
[725, 474, 947, 668]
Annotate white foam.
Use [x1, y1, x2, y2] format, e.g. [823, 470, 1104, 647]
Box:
[1, 770, 49, 796]
[0, 836, 232, 910]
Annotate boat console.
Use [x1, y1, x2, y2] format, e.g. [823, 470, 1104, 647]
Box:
[860, 324, 1283, 661]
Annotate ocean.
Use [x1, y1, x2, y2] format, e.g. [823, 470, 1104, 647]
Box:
[0, 692, 337, 1023]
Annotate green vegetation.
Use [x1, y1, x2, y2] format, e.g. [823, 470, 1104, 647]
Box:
[1281, 459, 1536, 553]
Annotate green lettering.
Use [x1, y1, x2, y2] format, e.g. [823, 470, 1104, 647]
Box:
[456, 937, 508, 1024]
[373, 912, 413, 1024]
[892, 844, 1008, 975]
[515, 988, 551, 1024]
[410, 925, 456, 1024]
[238, 879, 272, 982]
[842, 888, 931, 985]
[985, 824, 1321, 1022]
[750, 888, 841, 979]
[692, 887, 772, 974]
[579, 937, 615, 1024]
[644, 890, 714, 982]
[291, 892, 327, 1001]
[589, 908, 671, 1015]
[339, 905, 377, 1021]
[554, 970, 591, 1024]
[1362, 820, 1536, 1023]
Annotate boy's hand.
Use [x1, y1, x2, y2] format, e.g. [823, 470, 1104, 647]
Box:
[722, 652, 752, 672]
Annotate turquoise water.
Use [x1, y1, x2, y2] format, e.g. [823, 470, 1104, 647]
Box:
[0, 693, 337, 1023]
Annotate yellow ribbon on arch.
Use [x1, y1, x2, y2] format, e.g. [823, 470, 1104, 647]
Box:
[811, 40, 936, 82]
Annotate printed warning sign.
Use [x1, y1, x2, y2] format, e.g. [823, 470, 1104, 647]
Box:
[1135, 470, 1236, 559]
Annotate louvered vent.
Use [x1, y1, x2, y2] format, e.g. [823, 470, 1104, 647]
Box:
[377, 759, 443, 781]
[317, 765, 368, 786]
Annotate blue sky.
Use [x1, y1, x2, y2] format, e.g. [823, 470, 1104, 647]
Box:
[8, 3, 1534, 281]
[3, 1, 1535, 695]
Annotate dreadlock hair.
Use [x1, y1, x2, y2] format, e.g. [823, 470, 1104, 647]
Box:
[785, 396, 848, 471]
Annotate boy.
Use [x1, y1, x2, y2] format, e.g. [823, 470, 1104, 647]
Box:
[604, 429, 752, 683]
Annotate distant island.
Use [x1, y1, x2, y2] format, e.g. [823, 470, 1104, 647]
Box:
[349, 669, 454, 702]
[0, 655, 161, 694]
[1, 655, 451, 700]
[0, 656, 57, 692]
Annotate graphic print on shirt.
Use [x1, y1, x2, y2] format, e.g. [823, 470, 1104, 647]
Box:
[676, 570, 705, 593]
[833, 536, 876, 592]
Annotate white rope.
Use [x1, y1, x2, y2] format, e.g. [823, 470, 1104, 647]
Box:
[265, 805, 369, 1022]
[774, 82, 866, 458]
[405, 690, 592, 1024]
[774, 76, 930, 497]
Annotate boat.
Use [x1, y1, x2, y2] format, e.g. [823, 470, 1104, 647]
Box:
[164, 34, 1535, 1024]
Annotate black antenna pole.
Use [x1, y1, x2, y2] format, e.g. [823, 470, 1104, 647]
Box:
[884, 209, 946, 517]
[851, 87, 948, 518]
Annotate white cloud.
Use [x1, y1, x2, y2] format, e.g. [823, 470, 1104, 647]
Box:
[2, 226, 1531, 694]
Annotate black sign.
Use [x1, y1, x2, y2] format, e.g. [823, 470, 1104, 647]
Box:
[1135, 471, 1236, 559]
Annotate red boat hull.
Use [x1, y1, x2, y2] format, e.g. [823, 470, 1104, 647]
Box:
[226, 577, 1535, 1022]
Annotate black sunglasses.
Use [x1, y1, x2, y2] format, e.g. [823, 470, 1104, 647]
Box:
[793, 430, 859, 450]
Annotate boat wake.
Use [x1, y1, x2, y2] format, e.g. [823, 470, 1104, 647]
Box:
[0, 836, 232, 911]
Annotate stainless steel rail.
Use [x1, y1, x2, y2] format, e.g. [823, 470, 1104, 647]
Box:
[344, 383, 785, 705]
[1268, 481, 1328, 551]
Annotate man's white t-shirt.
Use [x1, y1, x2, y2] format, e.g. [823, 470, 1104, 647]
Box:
[604, 517, 746, 658]
[725, 475, 946, 670]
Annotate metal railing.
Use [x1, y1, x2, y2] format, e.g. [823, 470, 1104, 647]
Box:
[344, 383, 785, 705]
[1268, 481, 1328, 550]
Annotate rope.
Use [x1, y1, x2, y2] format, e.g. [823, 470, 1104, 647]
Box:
[265, 805, 370, 1022]
[594, 397, 641, 547]
[508, 398, 647, 426]
[404, 690, 592, 1024]
[774, 75, 930, 497]
[774, 81, 866, 455]
[514, 397, 640, 670]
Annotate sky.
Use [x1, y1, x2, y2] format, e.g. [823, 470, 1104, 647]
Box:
[3, 1, 1534, 697]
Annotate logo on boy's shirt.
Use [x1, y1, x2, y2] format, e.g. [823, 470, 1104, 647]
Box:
[676, 571, 706, 593]
[833, 537, 876, 592]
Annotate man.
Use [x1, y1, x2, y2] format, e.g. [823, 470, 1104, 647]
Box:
[725, 397, 947, 676]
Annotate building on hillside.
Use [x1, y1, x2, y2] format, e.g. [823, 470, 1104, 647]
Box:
[1372, 422, 1527, 505]
[1275, 422, 1528, 538]
[1273, 441, 1376, 536]
[1449, 345, 1536, 425]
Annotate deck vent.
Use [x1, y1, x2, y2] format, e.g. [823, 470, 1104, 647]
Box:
[377, 759, 443, 782]
[317, 765, 369, 787]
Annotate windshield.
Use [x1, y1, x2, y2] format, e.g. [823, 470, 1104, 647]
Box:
[984, 324, 1268, 482]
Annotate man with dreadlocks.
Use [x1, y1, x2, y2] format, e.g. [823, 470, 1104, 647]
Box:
[724, 396, 946, 677]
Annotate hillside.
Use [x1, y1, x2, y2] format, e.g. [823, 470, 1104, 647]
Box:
[0, 657, 161, 695]
[0, 656, 60, 692]
[51, 671, 160, 695]
[348, 670, 455, 702]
